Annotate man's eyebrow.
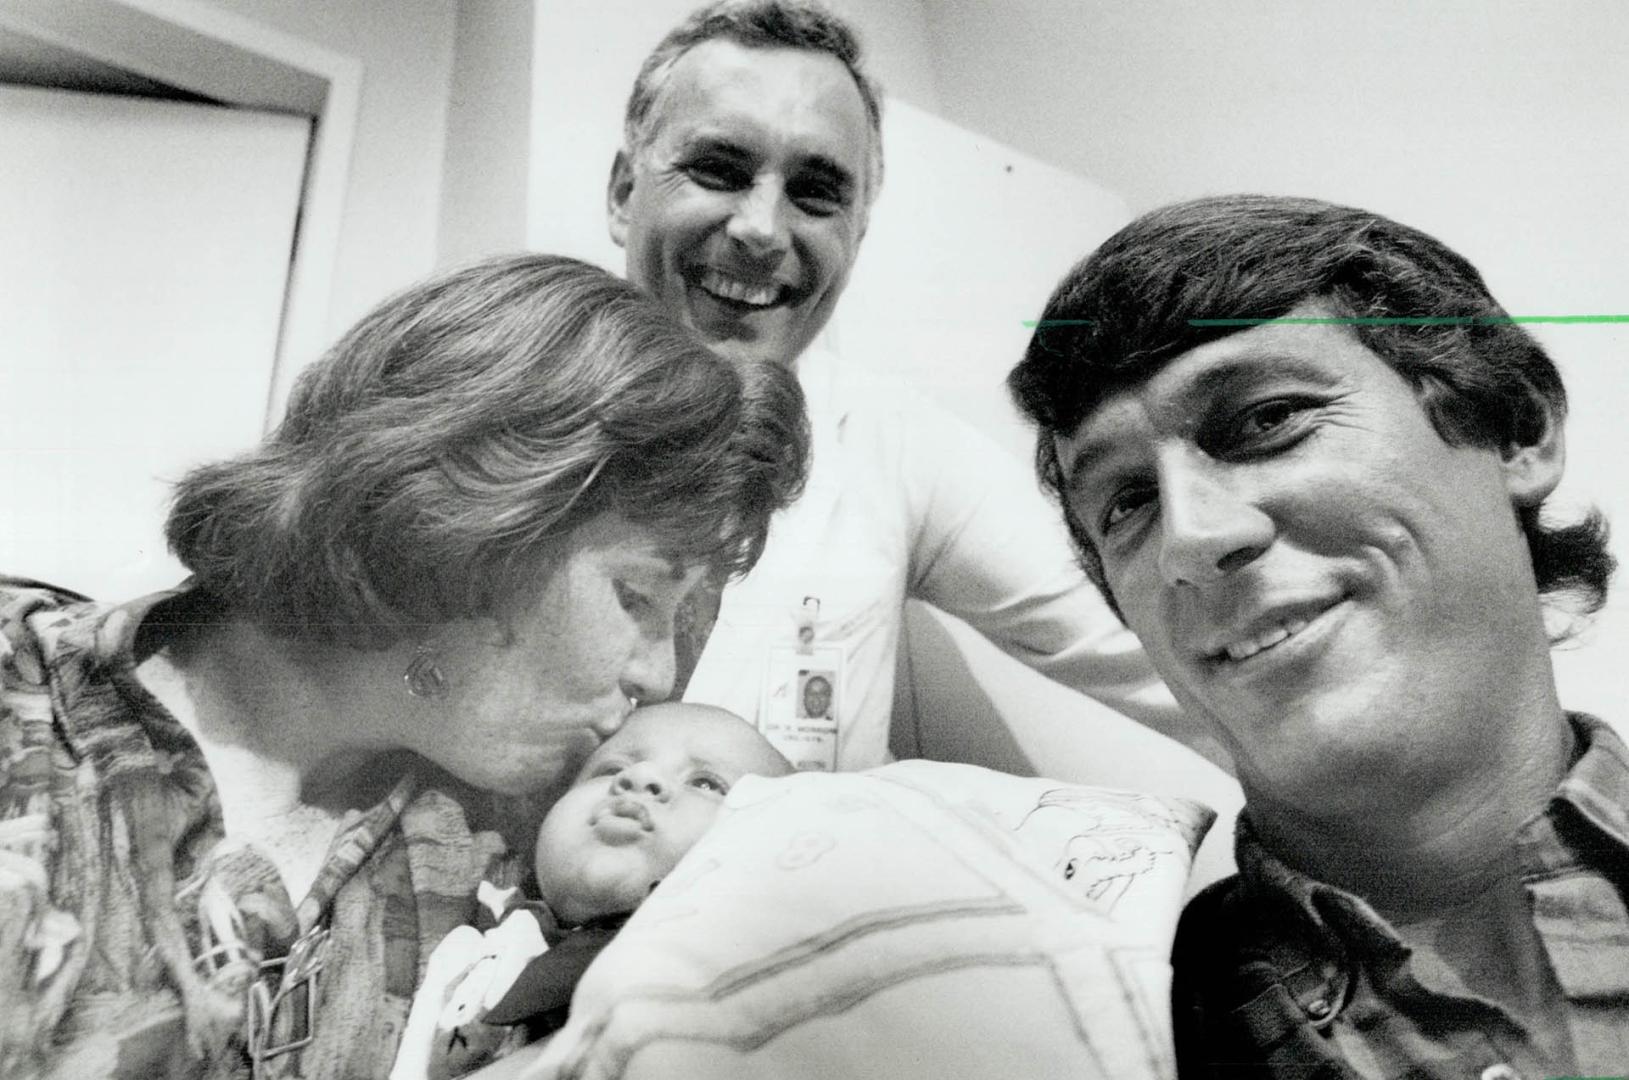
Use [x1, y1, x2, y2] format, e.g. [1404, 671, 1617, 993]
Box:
[1060, 351, 1345, 495]
[1061, 429, 1131, 507]
[677, 132, 751, 157]
[1181, 351, 1346, 398]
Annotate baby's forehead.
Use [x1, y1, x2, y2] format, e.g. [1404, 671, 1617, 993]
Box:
[581, 707, 764, 770]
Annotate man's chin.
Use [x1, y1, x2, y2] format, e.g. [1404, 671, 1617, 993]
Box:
[694, 330, 803, 369]
[683, 298, 811, 367]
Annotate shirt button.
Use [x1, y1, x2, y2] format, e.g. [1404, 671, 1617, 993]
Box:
[1479, 1065, 1522, 1080]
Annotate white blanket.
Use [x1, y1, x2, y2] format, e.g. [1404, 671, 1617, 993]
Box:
[507, 761, 1215, 1080]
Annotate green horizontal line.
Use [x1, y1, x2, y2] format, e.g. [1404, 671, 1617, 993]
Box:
[1022, 316, 1629, 328]
[1191, 315, 1629, 327]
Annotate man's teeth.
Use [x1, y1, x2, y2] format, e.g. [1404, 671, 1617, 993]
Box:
[1223, 617, 1309, 662]
[699, 270, 781, 307]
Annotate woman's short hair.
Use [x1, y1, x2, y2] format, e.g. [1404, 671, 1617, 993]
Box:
[167, 254, 808, 647]
[1008, 194, 1612, 621]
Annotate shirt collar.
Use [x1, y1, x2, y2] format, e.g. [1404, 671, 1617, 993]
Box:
[1524, 711, 1629, 868]
[795, 342, 847, 429]
[20, 579, 200, 760]
[1552, 713, 1629, 836]
[1233, 814, 1402, 959]
[1234, 713, 1629, 953]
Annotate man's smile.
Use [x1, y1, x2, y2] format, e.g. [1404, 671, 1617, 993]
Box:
[1201, 595, 1346, 667]
[695, 267, 788, 308]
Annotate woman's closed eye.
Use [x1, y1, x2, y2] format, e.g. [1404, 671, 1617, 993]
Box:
[613, 580, 653, 617]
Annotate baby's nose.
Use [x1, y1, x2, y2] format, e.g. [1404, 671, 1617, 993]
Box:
[614, 762, 670, 801]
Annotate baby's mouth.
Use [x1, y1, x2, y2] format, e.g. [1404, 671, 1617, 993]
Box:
[595, 795, 653, 831]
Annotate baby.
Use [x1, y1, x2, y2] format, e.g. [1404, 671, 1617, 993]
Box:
[393, 703, 791, 1078]
[529, 702, 793, 929]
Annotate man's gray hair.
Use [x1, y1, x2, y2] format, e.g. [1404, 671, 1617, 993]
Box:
[623, 0, 885, 201]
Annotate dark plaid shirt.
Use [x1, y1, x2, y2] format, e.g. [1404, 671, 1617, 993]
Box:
[1173, 714, 1629, 1080]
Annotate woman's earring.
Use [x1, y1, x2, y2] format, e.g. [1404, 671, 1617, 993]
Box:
[404, 646, 449, 699]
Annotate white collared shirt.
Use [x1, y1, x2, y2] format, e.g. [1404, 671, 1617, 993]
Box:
[684, 346, 1171, 770]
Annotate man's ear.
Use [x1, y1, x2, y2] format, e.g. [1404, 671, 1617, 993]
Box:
[1502, 393, 1566, 508]
[607, 149, 635, 249]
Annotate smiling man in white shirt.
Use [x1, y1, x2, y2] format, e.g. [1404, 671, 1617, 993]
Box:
[606, 0, 1192, 772]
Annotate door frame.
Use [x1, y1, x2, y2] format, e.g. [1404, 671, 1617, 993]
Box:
[0, 0, 361, 431]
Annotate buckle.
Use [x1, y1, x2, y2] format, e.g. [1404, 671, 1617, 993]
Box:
[246, 926, 330, 1077]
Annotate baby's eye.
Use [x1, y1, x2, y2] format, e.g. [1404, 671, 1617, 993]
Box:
[688, 773, 729, 795]
[1063, 858, 1079, 881]
[588, 759, 625, 779]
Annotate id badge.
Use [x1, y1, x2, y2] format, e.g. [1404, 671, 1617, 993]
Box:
[759, 644, 843, 772]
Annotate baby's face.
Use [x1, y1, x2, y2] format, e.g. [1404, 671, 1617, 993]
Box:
[533, 704, 790, 924]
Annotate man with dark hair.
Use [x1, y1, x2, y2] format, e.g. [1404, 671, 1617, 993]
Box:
[608, 0, 1197, 772]
[1009, 193, 1622, 1077]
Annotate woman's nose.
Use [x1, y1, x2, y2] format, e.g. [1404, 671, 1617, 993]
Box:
[614, 761, 670, 801]
[620, 636, 676, 708]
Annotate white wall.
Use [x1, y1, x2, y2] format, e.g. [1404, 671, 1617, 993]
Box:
[440, 0, 535, 266]
[0, 0, 464, 603]
[0, 87, 308, 600]
[923, 0, 1629, 719]
[200, 0, 458, 341]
